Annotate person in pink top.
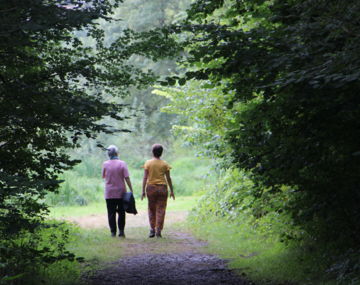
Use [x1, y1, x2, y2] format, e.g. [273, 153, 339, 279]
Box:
[102, 145, 133, 237]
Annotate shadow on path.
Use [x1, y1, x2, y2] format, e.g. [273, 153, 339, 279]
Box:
[85, 252, 250, 285]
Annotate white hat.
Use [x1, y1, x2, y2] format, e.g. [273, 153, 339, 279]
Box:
[106, 145, 118, 157]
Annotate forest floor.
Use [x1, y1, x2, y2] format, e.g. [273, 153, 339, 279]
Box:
[65, 210, 252, 285]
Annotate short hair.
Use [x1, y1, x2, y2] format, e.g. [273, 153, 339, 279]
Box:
[107, 145, 118, 158]
[152, 144, 163, 158]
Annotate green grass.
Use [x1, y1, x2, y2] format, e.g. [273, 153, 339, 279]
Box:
[188, 217, 336, 285]
[68, 227, 126, 263]
[68, 223, 191, 264]
[49, 196, 198, 218]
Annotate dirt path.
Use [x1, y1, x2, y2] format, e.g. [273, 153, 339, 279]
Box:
[67, 211, 251, 285]
[65, 210, 188, 229]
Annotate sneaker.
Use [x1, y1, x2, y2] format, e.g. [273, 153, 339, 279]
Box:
[118, 230, 125, 238]
[155, 231, 162, 238]
[111, 232, 116, 237]
[149, 229, 155, 238]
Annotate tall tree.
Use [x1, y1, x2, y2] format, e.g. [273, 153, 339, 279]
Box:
[0, 0, 173, 280]
[102, 0, 191, 148]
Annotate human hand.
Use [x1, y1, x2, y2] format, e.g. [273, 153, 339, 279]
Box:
[141, 192, 146, 200]
[170, 192, 175, 200]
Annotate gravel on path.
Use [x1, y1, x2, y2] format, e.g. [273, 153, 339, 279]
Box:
[83, 229, 252, 285]
[85, 252, 251, 285]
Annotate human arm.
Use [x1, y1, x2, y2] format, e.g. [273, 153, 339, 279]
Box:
[165, 170, 175, 200]
[125, 177, 133, 193]
[142, 169, 148, 200]
[102, 167, 106, 179]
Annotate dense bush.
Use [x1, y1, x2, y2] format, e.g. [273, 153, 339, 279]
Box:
[0, 221, 81, 285]
[191, 168, 359, 284]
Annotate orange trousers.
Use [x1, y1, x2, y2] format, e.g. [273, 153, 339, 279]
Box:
[146, 184, 168, 231]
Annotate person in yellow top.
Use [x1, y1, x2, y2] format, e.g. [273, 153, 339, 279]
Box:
[142, 144, 175, 238]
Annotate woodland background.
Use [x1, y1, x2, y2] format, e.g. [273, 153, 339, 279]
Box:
[1, 0, 359, 284]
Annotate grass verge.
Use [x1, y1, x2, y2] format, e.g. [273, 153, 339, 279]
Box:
[188, 217, 337, 285]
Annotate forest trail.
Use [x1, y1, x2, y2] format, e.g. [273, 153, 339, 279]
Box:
[67, 211, 251, 285]
[65, 210, 188, 229]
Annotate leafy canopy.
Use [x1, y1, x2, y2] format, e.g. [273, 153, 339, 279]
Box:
[159, 1, 360, 280]
[0, 0, 177, 280]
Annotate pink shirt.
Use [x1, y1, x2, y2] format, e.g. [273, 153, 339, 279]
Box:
[102, 159, 130, 199]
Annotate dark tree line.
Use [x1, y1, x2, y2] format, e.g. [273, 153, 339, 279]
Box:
[163, 0, 360, 281]
[0, 0, 176, 281]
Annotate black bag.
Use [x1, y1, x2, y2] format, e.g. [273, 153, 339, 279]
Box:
[122, 192, 138, 215]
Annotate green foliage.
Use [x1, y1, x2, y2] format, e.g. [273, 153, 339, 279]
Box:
[46, 173, 102, 206]
[170, 155, 215, 196]
[157, 0, 360, 282]
[178, 0, 360, 241]
[189, 217, 334, 285]
[94, 0, 192, 148]
[0, 221, 81, 285]
[189, 168, 358, 284]
[153, 81, 233, 158]
[192, 168, 297, 237]
[0, 0, 181, 281]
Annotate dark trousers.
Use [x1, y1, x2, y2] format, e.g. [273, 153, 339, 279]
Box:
[106, 199, 125, 234]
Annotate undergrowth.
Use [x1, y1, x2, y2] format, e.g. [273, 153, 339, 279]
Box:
[189, 216, 337, 285]
[188, 168, 359, 285]
[0, 221, 81, 285]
